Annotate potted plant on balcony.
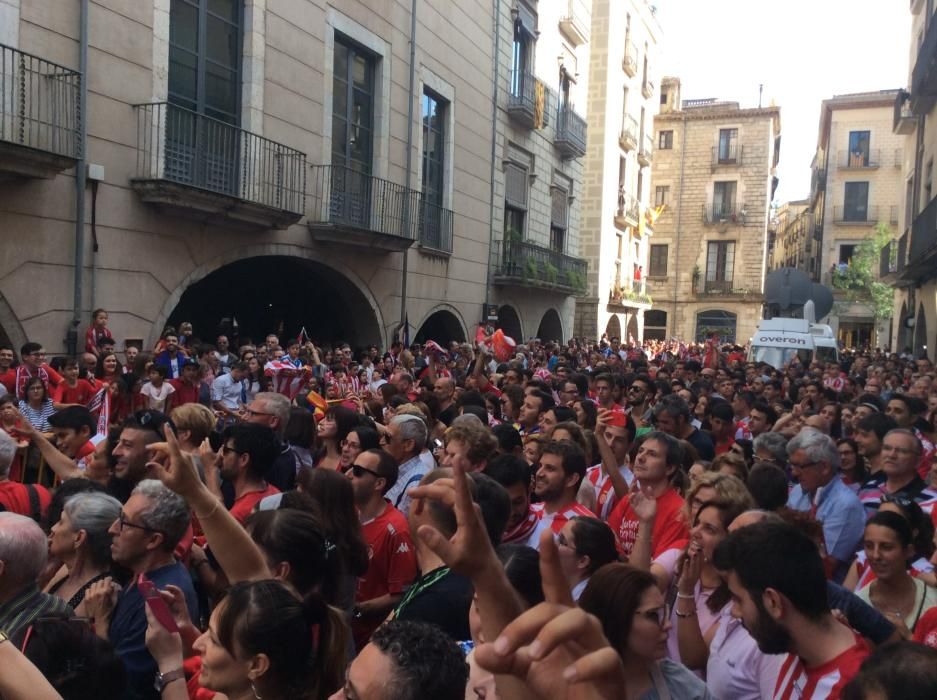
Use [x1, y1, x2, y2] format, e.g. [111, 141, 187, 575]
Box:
[503, 227, 523, 275]
[525, 257, 539, 282]
[692, 265, 701, 291]
[543, 261, 559, 285]
[567, 269, 585, 294]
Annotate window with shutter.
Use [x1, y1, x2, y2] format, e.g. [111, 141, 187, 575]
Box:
[505, 164, 528, 209]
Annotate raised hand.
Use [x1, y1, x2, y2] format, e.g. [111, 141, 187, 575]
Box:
[630, 483, 658, 524]
[474, 530, 625, 700]
[146, 423, 204, 500]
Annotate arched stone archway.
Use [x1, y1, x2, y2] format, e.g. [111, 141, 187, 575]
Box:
[162, 254, 383, 349]
[415, 307, 467, 345]
[914, 303, 928, 359]
[536, 308, 564, 343]
[0, 291, 27, 354]
[497, 305, 523, 341]
[604, 314, 622, 340]
[626, 313, 639, 342]
[897, 301, 912, 353]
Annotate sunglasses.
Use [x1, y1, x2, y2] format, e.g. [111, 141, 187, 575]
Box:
[351, 464, 382, 479]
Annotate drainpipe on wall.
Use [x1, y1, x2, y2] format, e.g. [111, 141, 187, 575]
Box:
[671, 113, 688, 338]
[398, 0, 418, 343]
[483, 0, 502, 325]
[69, 0, 89, 355]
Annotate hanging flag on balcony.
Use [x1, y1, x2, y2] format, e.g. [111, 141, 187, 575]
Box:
[534, 81, 545, 129]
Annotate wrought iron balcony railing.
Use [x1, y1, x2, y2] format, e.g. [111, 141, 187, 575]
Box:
[622, 40, 638, 77]
[493, 238, 587, 294]
[832, 205, 879, 224]
[619, 114, 638, 151]
[133, 101, 305, 218]
[703, 202, 746, 225]
[0, 43, 81, 177]
[507, 69, 551, 130]
[637, 134, 653, 166]
[711, 143, 743, 168]
[837, 149, 880, 169]
[555, 104, 587, 158]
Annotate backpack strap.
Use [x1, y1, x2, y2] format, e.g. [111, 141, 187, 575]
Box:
[25, 483, 41, 522]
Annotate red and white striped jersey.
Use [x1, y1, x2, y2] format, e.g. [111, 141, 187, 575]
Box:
[524, 501, 596, 550]
[772, 637, 868, 700]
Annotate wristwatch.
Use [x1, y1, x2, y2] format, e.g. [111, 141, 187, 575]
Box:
[154, 667, 185, 693]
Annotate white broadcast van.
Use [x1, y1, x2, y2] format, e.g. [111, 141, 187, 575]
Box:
[748, 318, 840, 370]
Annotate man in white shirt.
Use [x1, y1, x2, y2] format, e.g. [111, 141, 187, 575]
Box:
[211, 361, 248, 424]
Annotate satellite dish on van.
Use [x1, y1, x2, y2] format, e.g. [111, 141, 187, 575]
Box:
[809, 283, 834, 321]
[763, 268, 814, 311]
[763, 268, 834, 320]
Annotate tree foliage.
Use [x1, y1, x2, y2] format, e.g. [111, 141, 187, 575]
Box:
[830, 224, 894, 320]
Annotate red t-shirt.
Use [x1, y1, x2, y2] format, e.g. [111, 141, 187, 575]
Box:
[53, 379, 97, 406]
[353, 503, 418, 649]
[0, 369, 15, 394]
[228, 483, 280, 525]
[168, 379, 200, 407]
[608, 487, 687, 559]
[771, 636, 869, 700]
[0, 480, 51, 519]
[713, 435, 736, 456]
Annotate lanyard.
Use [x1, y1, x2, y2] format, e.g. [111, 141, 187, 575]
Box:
[394, 567, 451, 617]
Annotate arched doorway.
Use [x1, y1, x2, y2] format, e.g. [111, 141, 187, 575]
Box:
[897, 301, 912, 353]
[644, 310, 667, 340]
[604, 314, 621, 340]
[497, 305, 523, 341]
[166, 256, 382, 349]
[536, 308, 563, 343]
[415, 309, 466, 345]
[626, 314, 639, 342]
[913, 303, 928, 359]
[695, 310, 737, 343]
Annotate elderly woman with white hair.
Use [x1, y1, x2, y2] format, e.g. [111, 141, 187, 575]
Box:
[45, 491, 121, 613]
[0, 512, 71, 636]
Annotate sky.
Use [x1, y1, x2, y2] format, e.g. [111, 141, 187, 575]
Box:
[655, 0, 911, 203]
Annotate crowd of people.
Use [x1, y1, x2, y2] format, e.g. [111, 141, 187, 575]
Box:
[1, 310, 937, 699]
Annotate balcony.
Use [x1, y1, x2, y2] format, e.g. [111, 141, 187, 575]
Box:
[619, 114, 638, 152]
[902, 195, 937, 282]
[837, 149, 880, 169]
[811, 165, 827, 196]
[558, 0, 590, 46]
[493, 238, 588, 295]
[308, 164, 424, 252]
[0, 43, 81, 179]
[614, 189, 640, 229]
[894, 89, 916, 134]
[832, 205, 879, 225]
[609, 281, 651, 307]
[622, 41, 638, 77]
[132, 102, 305, 229]
[641, 77, 655, 100]
[555, 104, 587, 159]
[711, 144, 743, 170]
[703, 202, 747, 225]
[911, 15, 937, 114]
[879, 236, 902, 281]
[507, 70, 551, 130]
[416, 197, 454, 253]
[695, 277, 760, 299]
[637, 134, 653, 167]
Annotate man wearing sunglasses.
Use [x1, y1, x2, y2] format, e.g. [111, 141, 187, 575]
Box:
[348, 448, 417, 651]
[84, 479, 197, 700]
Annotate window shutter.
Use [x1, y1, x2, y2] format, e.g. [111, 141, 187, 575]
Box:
[551, 187, 568, 228]
[505, 164, 528, 208]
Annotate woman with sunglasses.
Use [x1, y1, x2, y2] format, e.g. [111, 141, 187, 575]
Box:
[578, 564, 712, 699]
[46, 491, 122, 614]
[856, 510, 937, 637]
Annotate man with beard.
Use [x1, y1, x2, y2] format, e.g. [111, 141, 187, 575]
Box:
[713, 521, 869, 699]
[210, 422, 280, 524]
[625, 374, 654, 427]
[347, 448, 417, 651]
[525, 440, 594, 550]
[484, 454, 536, 544]
[109, 411, 172, 503]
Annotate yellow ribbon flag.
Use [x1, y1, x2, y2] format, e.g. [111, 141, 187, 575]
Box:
[534, 80, 545, 129]
[637, 202, 646, 238]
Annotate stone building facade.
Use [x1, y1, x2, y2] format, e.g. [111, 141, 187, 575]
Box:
[646, 79, 780, 344]
[574, 0, 661, 343]
[884, 3, 937, 360]
[768, 200, 811, 273]
[807, 92, 903, 349]
[0, 0, 590, 355]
